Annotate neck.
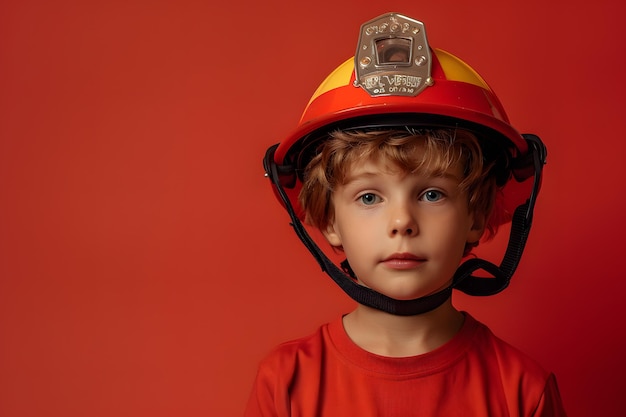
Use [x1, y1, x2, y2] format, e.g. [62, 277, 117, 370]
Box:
[342, 299, 464, 357]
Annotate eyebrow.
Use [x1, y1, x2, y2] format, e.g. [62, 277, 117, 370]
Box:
[342, 170, 383, 185]
[343, 168, 460, 184]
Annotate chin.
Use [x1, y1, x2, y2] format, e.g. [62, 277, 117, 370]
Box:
[378, 282, 450, 301]
[380, 288, 436, 301]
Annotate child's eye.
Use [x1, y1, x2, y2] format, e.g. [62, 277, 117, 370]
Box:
[421, 189, 444, 202]
[359, 193, 380, 205]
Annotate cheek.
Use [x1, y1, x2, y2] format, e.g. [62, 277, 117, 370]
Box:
[336, 223, 377, 259]
[428, 213, 473, 249]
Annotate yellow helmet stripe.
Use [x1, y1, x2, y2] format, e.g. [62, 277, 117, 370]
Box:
[305, 49, 491, 111]
[434, 49, 491, 90]
[306, 58, 354, 106]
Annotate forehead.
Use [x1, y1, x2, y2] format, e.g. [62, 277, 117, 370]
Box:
[342, 154, 464, 183]
[345, 158, 402, 177]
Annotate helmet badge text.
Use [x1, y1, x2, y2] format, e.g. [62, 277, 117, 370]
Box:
[354, 13, 433, 97]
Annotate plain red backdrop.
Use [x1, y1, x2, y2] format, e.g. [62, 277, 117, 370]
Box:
[0, 0, 624, 416]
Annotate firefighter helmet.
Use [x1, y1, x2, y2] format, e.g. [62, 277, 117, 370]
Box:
[263, 12, 546, 315]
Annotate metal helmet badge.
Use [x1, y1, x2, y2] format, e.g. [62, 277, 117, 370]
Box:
[354, 13, 433, 97]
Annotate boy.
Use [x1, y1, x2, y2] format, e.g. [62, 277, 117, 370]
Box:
[246, 12, 567, 416]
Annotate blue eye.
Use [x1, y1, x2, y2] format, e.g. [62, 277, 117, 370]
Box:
[359, 193, 380, 205]
[422, 190, 443, 202]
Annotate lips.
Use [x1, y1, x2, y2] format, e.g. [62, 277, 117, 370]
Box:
[381, 253, 426, 270]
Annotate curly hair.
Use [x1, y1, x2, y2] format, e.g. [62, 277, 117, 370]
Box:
[298, 128, 500, 255]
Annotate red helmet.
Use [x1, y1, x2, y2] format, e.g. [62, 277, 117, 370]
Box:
[263, 12, 546, 315]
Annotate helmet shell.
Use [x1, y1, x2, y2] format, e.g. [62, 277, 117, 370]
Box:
[271, 48, 532, 228]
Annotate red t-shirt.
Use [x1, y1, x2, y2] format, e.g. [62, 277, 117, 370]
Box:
[245, 313, 567, 417]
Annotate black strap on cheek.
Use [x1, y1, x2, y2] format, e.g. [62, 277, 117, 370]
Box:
[264, 145, 452, 316]
[453, 134, 546, 295]
[452, 203, 529, 295]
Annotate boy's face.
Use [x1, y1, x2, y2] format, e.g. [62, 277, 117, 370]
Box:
[322, 156, 484, 301]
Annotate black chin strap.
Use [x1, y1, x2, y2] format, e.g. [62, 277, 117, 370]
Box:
[452, 134, 546, 295]
[263, 134, 546, 316]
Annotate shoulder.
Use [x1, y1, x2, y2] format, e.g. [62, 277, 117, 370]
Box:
[470, 317, 550, 379]
[245, 322, 333, 416]
[254, 321, 330, 383]
[466, 315, 567, 416]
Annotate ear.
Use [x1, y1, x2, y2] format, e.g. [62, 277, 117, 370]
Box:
[467, 212, 487, 244]
[322, 221, 343, 247]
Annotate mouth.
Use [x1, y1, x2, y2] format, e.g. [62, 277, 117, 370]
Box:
[381, 252, 426, 270]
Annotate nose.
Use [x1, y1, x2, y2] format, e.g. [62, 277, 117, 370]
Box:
[389, 200, 418, 237]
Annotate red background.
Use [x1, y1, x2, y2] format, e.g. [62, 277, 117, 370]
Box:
[1, 1, 624, 416]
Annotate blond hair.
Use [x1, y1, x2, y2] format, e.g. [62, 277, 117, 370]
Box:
[298, 129, 499, 254]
